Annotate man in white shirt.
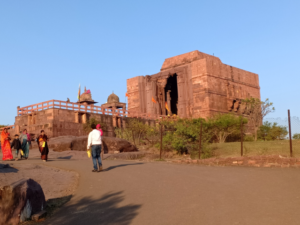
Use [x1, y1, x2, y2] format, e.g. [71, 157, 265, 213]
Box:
[87, 124, 103, 172]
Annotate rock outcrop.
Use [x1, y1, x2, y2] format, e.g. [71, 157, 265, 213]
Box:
[0, 178, 46, 225]
[72, 136, 138, 153]
[47, 136, 75, 151]
[48, 136, 138, 153]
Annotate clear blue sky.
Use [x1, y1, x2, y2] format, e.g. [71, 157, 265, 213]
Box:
[0, 0, 299, 125]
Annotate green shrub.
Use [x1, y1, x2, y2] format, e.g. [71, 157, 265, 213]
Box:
[244, 135, 254, 142]
[257, 121, 288, 140]
[293, 133, 300, 139]
[206, 114, 248, 143]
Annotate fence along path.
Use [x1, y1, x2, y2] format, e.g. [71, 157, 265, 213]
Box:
[0, 99, 168, 131]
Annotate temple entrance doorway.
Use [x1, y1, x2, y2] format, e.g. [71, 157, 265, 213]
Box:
[164, 74, 178, 115]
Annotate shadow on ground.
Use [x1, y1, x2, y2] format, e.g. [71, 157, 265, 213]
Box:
[0, 164, 18, 173]
[103, 163, 144, 172]
[57, 156, 73, 160]
[42, 191, 141, 225]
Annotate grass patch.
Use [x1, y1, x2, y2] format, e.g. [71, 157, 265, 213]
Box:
[210, 140, 300, 158]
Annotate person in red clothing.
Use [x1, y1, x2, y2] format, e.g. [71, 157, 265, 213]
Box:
[1, 128, 13, 161]
[96, 124, 103, 136]
[37, 130, 49, 162]
[96, 124, 104, 159]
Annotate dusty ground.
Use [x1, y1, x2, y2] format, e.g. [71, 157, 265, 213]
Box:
[2, 148, 300, 224]
[0, 148, 141, 200]
[0, 148, 81, 200]
[0, 163, 78, 200]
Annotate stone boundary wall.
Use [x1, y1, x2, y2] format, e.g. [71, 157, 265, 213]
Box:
[9, 108, 156, 139]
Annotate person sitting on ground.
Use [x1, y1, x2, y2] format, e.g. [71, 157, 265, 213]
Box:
[11, 134, 22, 160]
[87, 124, 103, 172]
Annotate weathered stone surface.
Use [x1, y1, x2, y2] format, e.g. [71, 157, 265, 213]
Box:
[48, 135, 138, 153]
[127, 50, 261, 131]
[102, 136, 138, 153]
[48, 136, 76, 152]
[0, 178, 46, 225]
[11, 107, 123, 139]
[71, 136, 138, 153]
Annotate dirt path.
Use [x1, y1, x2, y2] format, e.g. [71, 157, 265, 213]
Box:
[0, 163, 78, 200]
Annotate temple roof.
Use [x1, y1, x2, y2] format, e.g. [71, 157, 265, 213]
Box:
[78, 88, 98, 105]
[160, 50, 221, 71]
[107, 92, 119, 103]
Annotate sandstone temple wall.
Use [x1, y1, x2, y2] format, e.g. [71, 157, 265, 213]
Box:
[12, 108, 129, 139]
[127, 50, 260, 120]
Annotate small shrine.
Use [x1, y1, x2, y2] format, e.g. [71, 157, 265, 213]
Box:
[101, 92, 126, 111]
[78, 87, 98, 105]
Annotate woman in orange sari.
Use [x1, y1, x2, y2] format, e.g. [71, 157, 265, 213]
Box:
[37, 130, 49, 162]
[1, 128, 13, 161]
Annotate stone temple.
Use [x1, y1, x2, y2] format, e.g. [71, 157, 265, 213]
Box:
[127, 50, 260, 118]
[10, 90, 130, 138]
[1, 50, 261, 138]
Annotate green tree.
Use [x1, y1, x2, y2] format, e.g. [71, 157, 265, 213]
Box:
[243, 98, 275, 141]
[269, 123, 288, 140]
[257, 121, 288, 140]
[156, 118, 213, 157]
[115, 118, 148, 145]
[293, 133, 300, 140]
[206, 114, 247, 143]
[257, 121, 272, 141]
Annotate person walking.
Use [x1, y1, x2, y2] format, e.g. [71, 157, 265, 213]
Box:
[1, 128, 13, 161]
[87, 124, 103, 172]
[11, 134, 22, 160]
[19, 129, 31, 159]
[37, 130, 49, 162]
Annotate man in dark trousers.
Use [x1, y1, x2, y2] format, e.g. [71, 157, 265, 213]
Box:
[87, 124, 103, 172]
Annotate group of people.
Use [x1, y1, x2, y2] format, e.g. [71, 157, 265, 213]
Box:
[1, 123, 104, 171]
[1, 128, 49, 162]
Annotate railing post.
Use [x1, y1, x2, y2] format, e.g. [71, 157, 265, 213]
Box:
[160, 121, 163, 160]
[288, 109, 293, 157]
[199, 120, 202, 159]
[241, 116, 243, 156]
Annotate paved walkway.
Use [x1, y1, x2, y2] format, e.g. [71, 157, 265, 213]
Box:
[5, 151, 300, 225]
